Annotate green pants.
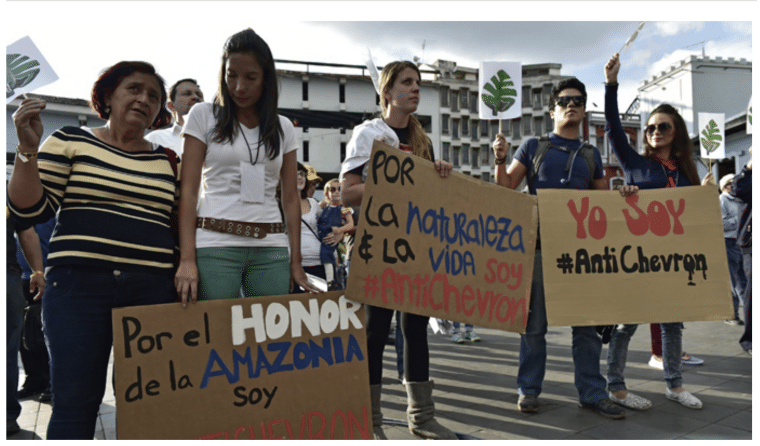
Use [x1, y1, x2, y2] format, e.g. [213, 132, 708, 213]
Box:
[196, 246, 290, 300]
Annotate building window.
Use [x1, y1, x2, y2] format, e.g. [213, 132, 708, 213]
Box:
[302, 80, 308, 101]
[453, 119, 460, 139]
[460, 89, 468, 109]
[442, 142, 450, 162]
[442, 114, 450, 134]
[303, 141, 309, 162]
[472, 146, 479, 168]
[522, 86, 531, 107]
[481, 120, 489, 137]
[481, 144, 490, 164]
[440, 87, 449, 107]
[512, 118, 521, 139]
[339, 83, 345, 103]
[451, 91, 459, 112]
[470, 92, 479, 113]
[532, 89, 542, 109]
[534, 116, 543, 136]
[453, 147, 460, 167]
[462, 144, 470, 165]
[471, 120, 479, 141]
[523, 117, 531, 135]
[545, 112, 553, 131]
[340, 142, 346, 161]
[462, 118, 469, 136]
[481, 171, 490, 183]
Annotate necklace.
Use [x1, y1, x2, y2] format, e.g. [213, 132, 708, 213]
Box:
[238, 123, 261, 165]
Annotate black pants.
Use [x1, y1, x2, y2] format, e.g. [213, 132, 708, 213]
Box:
[20, 279, 50, 390]
[366, 305, 429, 385]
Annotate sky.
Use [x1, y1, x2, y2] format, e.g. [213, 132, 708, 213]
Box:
[4, 2, 754, 117]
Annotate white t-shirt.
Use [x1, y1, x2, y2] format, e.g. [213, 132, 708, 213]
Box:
[145, 122, 183, 153]
[183, 102, 297, 249]
[299, 198, 323, 267]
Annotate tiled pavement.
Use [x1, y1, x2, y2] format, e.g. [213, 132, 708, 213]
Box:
[9, 317, 751, 440]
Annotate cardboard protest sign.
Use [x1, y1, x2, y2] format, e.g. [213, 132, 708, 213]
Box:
[479, 62, 522, 120]
[6, 36, 59, 103]
[112, 291, 372, 440]
[345, 141, 538, 333]
[538, 186, 733, 326]
[699, 112, 726, 159]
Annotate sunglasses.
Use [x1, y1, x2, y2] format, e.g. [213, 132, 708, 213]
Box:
[328, 186, 341, 193]
[645, 122, 673, 134]
[555, 96, 585, 107]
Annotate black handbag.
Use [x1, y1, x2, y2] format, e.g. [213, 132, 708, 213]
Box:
[22, 304, 46, 351]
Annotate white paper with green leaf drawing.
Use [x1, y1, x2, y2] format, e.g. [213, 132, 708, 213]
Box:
[747, 96, 752, 135]
[698, 112, 725, 159]
[478, 62, 521, 121]
[6, 36, 59, 103]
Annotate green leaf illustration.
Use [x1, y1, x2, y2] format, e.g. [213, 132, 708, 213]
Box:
[481, 70, 517, 116]
[700, 119, 723, 153]
[7, 53, 41, 98]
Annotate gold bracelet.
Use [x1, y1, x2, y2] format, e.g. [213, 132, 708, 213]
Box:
[16, 145, 39, 163]
[30, 270, 44, 278]
[494, 157, 507, 165]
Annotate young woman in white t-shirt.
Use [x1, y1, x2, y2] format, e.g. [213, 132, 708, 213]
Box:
[175, 28, 319, 305]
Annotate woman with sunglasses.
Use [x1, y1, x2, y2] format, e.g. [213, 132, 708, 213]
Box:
[340, 60, 455, 440]
[603, 52, 708, 411]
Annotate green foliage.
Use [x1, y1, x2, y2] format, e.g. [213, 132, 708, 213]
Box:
[700, 119, 723, 153]
[481, 70, 517, 116]
[6, 54, 40, 98]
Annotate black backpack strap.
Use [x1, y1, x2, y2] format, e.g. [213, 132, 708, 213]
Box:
[530, 135, 597, 189]
[528, 136, 551, 190]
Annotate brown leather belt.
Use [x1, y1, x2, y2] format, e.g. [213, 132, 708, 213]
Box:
[196, 217, 285, 239]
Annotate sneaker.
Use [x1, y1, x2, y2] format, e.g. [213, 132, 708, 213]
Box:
[648, 355, 664, 370]
[517, 394, 539, 413]
[666, 388, 702, 409]
[579, 398, 626, 419]
[463, 331, 481, 342]
[608, 391, 652, 410]
[17, 384, 46, 399]
[451, 333, 465, 344]
[681, 353, 704, 366]
[724, 318, 744, 326]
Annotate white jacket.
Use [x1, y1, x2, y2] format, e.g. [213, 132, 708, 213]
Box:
[339, 118, 399, 182]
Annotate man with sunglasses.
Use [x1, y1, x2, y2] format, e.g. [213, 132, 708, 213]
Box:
[492, 78, 623, 419]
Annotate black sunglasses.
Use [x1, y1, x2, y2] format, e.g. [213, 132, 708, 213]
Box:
[329, 186, 341, 193]
[645, 122, 673, 134]
[555, 96, 585, 107]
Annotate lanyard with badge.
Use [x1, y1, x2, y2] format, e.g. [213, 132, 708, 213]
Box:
[239, 123, 266, 203]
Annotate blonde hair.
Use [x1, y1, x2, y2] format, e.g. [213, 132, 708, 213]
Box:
[378, 61, 432, 161]
[321, 179, 340, 207]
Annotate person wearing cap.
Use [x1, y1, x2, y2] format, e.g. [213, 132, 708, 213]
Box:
[304, 164, 322, 198]
[720, 173, 747, 325]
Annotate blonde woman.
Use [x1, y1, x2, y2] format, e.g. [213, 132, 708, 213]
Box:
[340, 61, 455, 440]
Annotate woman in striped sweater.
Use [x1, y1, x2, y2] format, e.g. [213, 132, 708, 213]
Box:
[9, 61, 177, 439]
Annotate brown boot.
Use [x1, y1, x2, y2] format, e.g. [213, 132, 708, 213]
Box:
[370, 384, 387, 440]
[405, 380, 458, 440]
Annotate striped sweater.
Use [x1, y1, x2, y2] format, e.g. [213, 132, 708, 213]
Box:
[9, 126, 179, 273]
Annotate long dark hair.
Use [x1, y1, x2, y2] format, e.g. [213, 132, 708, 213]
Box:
[378, 61, 432, 161]
[212, 29, 282, 160]
[644, 104, 700, 186]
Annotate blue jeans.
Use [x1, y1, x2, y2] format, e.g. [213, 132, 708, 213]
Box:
[607, 322, 683, 390]
[725, 238, 747, 318]
[517, 251, 607, 405]
[739, 250, 752, 351]
[6, 268, 25, 424]
[452, 321, 474, 332]
[43, 265, 176, 439]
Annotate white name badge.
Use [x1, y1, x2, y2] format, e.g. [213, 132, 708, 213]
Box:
[240, 162, 265, 203]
